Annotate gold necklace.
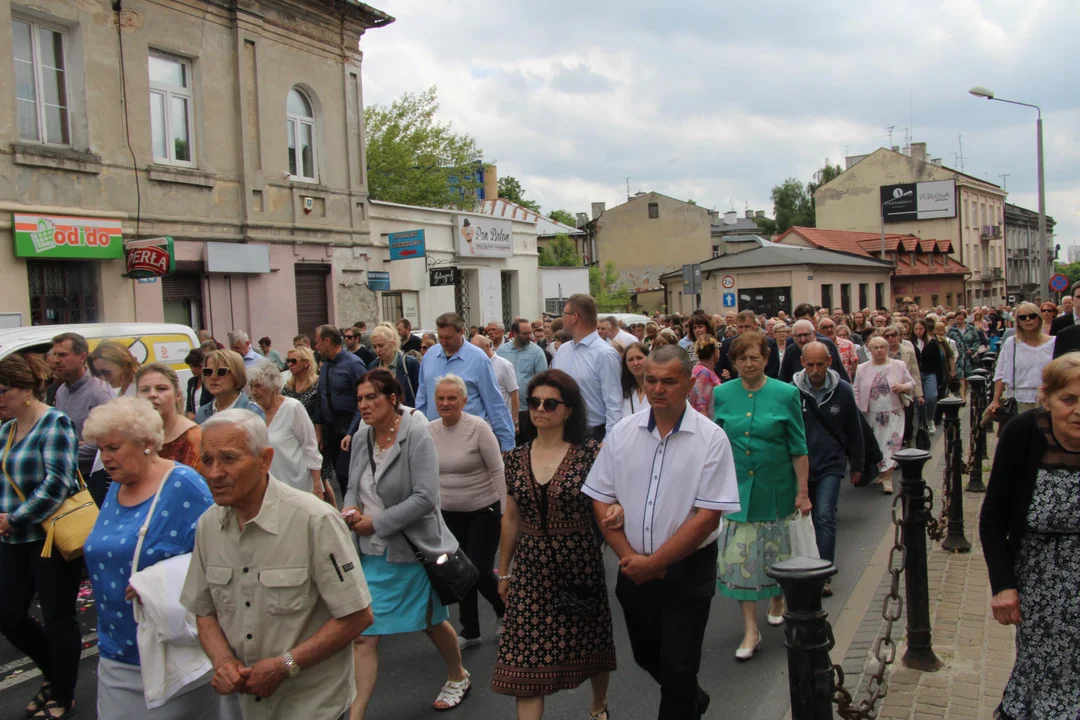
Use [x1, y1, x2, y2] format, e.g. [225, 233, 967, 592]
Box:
[376, 415, 401, 450]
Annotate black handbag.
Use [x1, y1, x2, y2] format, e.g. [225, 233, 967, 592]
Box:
[534, 479, 603, 618]
[991, 340, 1019, 426]
[366, 429, 478, 606]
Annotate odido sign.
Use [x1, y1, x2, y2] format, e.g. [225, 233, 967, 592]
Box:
[13, 213, 124, 260]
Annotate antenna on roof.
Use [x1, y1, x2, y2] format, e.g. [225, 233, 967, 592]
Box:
[956, 128, 965, 172]
[728, 199, 736, 211]
[626, 177, 630, 202]
[885, 125, 896, 148]
[999, 173, 1010, 190]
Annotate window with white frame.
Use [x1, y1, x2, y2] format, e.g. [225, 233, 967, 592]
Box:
[12, 18, 70, 145]
[286, 88, 316, 181]
[148, 52, 194, 165]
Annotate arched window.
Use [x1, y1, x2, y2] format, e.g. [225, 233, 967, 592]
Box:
[286, 88, 316, 181]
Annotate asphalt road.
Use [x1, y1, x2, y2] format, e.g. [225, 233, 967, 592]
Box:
[0, 479, 895, 720]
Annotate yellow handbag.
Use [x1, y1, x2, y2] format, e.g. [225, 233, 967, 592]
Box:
[3, 422, 99, 560]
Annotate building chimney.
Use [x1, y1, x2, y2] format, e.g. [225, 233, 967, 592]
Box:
[911, 142, 927, 164]
[930, 158, 942, 167]
[483, 164, 498, 200]
[745, 210, 754, 219]
[756, 210, 765, 218]
[575, 212, 589, 228]
[708, 209, 719, 223]
[723, 210, 737, 225]
[591, 202, 606, 220]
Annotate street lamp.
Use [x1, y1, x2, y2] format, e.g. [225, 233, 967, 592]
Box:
[882, 190, 914, 257]
[969, 86, 1047, 295]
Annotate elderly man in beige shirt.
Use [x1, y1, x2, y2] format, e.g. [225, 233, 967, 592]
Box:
[182, 409, 373, 720]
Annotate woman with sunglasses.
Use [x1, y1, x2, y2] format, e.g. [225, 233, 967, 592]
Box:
[492, 369, 619, 720]
[282, 345, 336, 497]
[193, 350, 264, 424]
[183, 348, 211, 421]
[1040, 302, 1058, 335]
[988, 303, 1055, 424]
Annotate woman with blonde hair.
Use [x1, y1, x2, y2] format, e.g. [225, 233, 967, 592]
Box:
[980, 354, 1080, 719]
[135, 362, 201, 471]
[368, 324, 421, 408]
[988, 302, 1055, 423]
[282, 345, 335, 500]
[91, 341, 141, 397]
[193, 350, 264, 423]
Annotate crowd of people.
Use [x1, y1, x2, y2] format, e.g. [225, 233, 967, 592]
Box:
[0, 286, 1077, 719]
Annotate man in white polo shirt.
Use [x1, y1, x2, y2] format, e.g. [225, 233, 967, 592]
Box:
[584, 344, 740, 720]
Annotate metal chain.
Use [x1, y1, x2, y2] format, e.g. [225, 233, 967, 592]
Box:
[832, 492, 905, 719]
[926, 417, 954, 542]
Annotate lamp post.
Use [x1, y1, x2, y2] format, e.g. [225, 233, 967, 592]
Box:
[882, 190, 914, 257]
[969, 86, 1047, 292]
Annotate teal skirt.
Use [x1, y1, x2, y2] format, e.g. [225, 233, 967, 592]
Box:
[717, 518, 792, 601]
[361, 552, 449, 635]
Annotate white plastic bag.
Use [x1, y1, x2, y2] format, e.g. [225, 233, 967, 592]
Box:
[789, 511, 820, 559]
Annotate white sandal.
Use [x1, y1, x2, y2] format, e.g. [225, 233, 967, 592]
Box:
[433, 671, 471, 711]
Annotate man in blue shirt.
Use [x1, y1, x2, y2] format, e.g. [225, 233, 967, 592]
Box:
[314, 324, 366, 496]
[497, 318, 548, 442]
[551, 293, 623, 440]
[416, 312, 516, 451]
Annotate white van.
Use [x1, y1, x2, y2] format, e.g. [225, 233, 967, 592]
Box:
[0, 323, 199, 388]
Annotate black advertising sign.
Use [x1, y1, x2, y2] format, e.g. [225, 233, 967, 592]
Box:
[881, 180, 956, 223]
[429, 266, 460, 287]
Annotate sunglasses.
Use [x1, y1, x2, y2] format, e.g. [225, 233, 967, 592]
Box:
[884, 332, 898, 338]
[1016, 313, 1040, 321]
[202, 367, 230, 377]
[526, 396, 567, 412]
[286, 358, 299, 365]
[344, 334, 356, 340]
[1041, 308, 1056, 314]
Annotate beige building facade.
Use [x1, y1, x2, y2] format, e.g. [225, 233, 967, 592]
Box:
[1, 0, 393, 341]
[815, 144, 1007, 308]
[584, 192, 713, 292]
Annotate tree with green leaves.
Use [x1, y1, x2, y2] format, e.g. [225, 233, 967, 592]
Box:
[538, 234, 580, 267]
[767, 159, 844, 233]
[548, 209, 577, 227]
[498, 176, 542, 213]
[589, 261, 631, 311]
[364, 86, 483, 210]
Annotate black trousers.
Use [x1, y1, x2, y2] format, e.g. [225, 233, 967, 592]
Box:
[323, 425, 353, 499]
[902, 403, 915, 448]
[442, 502, 505, 638]
[0, 540, 84, 703]
[615, 542, 717, 720]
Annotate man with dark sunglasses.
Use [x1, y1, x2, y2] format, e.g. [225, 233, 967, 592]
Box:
[343, 326, 376, 367]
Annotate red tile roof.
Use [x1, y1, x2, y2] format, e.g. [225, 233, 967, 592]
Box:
[776, 227, 967, 276]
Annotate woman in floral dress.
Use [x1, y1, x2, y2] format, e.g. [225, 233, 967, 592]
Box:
[689, 337, 722, 417]
[854, 336, 915, 494]
[493, 369, 617, 720]
[947, 309, 981, 400]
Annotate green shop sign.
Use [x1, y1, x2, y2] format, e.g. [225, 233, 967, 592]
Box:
[13, 213, 124, 259]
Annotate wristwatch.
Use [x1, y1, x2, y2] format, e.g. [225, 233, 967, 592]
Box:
[283, 651, 301, 679]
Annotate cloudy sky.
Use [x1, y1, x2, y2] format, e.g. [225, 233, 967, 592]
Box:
[360, 0, 1078, 248]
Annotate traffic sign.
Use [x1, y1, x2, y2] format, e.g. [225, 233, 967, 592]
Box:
[1050, 273, 1069, 293]
[722, 275, 735, 289]
[723, 292, 736, 308]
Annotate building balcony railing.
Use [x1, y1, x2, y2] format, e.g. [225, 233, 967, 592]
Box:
[981, 225, 1002, 239]
[985, 267, 1003, 280]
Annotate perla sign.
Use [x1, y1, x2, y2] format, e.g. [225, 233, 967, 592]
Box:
[456, 215, 513, 259]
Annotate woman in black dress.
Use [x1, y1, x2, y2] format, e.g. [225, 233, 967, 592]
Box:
[281, 346, 336, 501]
[493, 370, 621, 720]
[980, 354, 1080, 719]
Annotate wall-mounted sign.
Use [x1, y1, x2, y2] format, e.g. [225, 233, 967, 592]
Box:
[1050, 273, 1069, 293]
[429, 267, 460, 287]
[124, 236, 175, 278]
[13, 213, 124, 259]
[206, 242, 270, 273]
[880, 180, 956, 223]
[456, 215, 512, 258]
[723, 292, 736, 308]
[388, 229, 426, 261]
[367, 271, 391, 291]
[721, 275, 735, 289]
[682, 263, 701, 296]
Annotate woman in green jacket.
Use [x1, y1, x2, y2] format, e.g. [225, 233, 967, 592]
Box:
[713, 331, 811, 662]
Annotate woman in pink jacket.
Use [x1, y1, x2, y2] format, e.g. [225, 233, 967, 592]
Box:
[854, 336, 916, 494]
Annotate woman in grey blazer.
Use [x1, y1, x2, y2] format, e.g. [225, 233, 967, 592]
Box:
[342, 369, 472, 716]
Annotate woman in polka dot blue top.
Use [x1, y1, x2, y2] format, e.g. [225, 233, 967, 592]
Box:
[83, 397, 220, 718]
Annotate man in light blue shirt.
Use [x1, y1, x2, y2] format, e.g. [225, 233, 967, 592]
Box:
[551, 293, 623, 440]
[229, 330, 265, 368]
[416, 312, 516, 451]
[498, 318, 549, 443]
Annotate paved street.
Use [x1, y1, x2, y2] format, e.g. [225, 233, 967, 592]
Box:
[0, 478, 896, 720]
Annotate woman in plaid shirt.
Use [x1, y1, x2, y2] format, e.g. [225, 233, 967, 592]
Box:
[0, 354, 83, 719]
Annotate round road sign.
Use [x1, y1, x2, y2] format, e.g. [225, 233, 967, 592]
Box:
[1050, 274, 1069, 293]
[722, 275, 735, 289]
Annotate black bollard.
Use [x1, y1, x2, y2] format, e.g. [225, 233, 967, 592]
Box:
[893, 448, 944, 671]
[766, 557, 837, 720]
[965, 375, 988, 493]
[937, 397, 972, 552]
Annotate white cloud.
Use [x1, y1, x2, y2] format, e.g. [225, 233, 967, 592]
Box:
[360, 0, 1080, 244]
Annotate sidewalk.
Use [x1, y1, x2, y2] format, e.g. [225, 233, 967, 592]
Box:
[832, 410, 1014, 720]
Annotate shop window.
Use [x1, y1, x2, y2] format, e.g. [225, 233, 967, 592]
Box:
[859, 283, 869, 310]
[840, 283, 851, 313]
[27, 261, 97, 325]
[648, 203, 659, 219]
[12, 18, 70, 145]
[286, 87, 316, 182]
[820, 284, 832, 311]
[148, 52, 195, 166]
[875, 283, 885, 310]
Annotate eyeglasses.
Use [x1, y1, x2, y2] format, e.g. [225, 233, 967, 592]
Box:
[1016, 313, 1040, 322]
[286, 358, 299, 365]
[1041, 308, 1057, 314]
[344, 334, 356, 340]
[884, 332, 898, 338]
[526, 396, 567, 412]
[202, 367, 230, 377]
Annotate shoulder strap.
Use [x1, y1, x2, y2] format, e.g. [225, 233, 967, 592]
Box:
[2, 424, 26, 503]
[800, 392, 850, 456]
[130, 465, 176, 577]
